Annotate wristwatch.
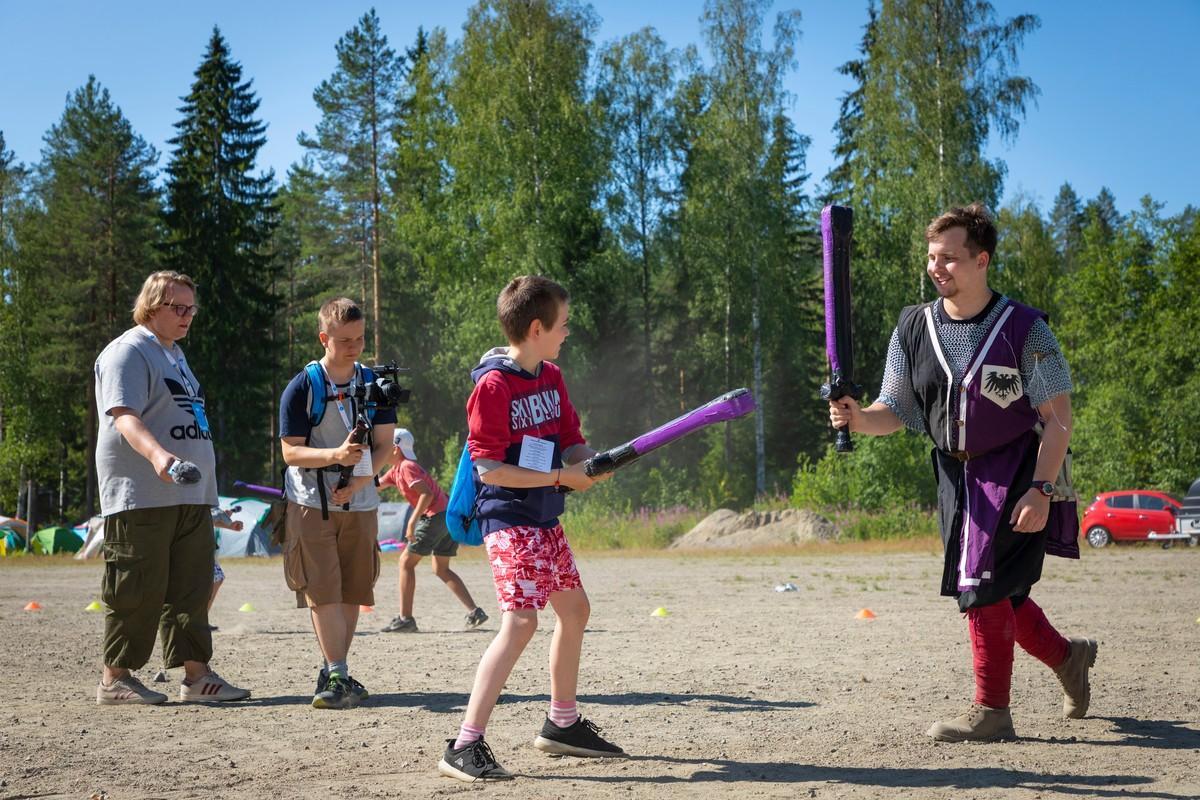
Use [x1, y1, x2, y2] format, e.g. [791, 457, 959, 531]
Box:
[1036, 480, 1055, 498]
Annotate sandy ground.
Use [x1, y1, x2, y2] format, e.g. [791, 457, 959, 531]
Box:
[1, 542, 1198, 800]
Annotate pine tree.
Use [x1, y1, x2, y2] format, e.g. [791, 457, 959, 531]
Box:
[162, 28, 279, 488]
[300, 8, 404, 360]
[1049, 181, 1083, 270]
[1, 80, 161, 519]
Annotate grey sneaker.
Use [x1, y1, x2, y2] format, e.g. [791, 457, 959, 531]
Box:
[317, 668, 368, 701]
[180, 671, 251, 702]
[97, 676, 168, 706]
[465, 607, 489, 629]
[382, 615, 418, 633]
[313, 673, 358, 710]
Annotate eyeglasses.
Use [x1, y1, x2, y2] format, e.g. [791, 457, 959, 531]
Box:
[161, 302, 199, 318]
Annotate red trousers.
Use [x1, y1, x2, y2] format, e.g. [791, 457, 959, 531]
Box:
[967, 597, 1070, 708]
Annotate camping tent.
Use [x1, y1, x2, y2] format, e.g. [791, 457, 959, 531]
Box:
[75, 516, 105, 559]
[215, 496, 282, 558]
[1, 529, 26, 556]
[377, 502, 413, 541]
[31, 526, 84, 554]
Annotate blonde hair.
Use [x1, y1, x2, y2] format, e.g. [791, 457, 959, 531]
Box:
[132, 271, 197, 325]
[318, 297, 364, 333]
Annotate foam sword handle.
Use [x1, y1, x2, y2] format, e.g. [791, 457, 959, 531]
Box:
[835, 426, 853, 453]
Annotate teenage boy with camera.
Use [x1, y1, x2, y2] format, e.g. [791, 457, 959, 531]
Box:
[278, 297, 396, 709]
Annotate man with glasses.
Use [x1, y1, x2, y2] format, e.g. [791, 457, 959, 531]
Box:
[93, 270, 250, 705]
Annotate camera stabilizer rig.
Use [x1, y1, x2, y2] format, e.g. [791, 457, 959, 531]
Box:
[333, 362, 411, 495]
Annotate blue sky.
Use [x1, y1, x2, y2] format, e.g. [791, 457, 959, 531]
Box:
[1, 1, 1197, 215]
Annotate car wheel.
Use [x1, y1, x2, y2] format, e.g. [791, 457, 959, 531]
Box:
[1086, 526, 1111, 548]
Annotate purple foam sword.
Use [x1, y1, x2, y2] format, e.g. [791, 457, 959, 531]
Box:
[584, 388, 757, 477]
[819, 204, 862, 453]
[233, 480, 285, 501]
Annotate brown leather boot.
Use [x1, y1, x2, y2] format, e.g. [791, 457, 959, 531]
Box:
[1053, 637, 1098, 718]
[926, 704, 1016, 742]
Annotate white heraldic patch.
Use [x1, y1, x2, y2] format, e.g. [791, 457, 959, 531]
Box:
[980, 365, 1023, 409]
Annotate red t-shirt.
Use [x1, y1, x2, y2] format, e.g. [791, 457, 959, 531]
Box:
[379, 460, 448, 516]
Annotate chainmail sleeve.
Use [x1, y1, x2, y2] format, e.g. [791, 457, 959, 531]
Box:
[877, 327, 927, 433]
[1022, 319, 1073, 408]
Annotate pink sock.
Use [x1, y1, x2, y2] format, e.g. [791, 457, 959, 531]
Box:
[453, 722, 484, 750]
[549, 700, 578, 728]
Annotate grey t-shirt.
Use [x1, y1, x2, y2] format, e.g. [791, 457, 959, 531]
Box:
[94, 326, 218, 516]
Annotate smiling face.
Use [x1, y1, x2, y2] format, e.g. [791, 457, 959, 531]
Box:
[926, 226, 989, 299]
[146, 282, 197, 344]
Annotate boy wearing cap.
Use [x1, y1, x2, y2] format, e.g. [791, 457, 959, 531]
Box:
[378, 428, 488, 633]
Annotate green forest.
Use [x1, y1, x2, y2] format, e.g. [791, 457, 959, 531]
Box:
[1, 0, 1197, 536]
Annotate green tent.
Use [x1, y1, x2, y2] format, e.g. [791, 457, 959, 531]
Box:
[31, 526, 83, 554]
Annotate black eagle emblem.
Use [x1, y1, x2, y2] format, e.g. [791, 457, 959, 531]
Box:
[984, 370, 1021, 399]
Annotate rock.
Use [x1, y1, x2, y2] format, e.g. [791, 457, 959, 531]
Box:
[669, 508, 838, 549]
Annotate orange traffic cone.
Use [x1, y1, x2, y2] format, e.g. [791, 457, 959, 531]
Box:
[855, 608, 876, 620]
[360, 605, 374, 613]
[24, 601, 42, 611]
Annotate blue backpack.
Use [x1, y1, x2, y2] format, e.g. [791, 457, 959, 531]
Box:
[304, 361, 377, 430]
[445, 443, 483, 546]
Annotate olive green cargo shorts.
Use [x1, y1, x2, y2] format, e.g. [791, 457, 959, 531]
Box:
[101, 504, 215, 670]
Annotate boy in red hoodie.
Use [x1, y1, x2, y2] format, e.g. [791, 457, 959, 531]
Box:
[438, 276, 623, 782]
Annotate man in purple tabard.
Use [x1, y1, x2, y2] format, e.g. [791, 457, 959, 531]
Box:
[828, 203, 1098, 742]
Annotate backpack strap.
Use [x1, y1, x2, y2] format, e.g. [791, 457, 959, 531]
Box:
[303, 361, 327, 432]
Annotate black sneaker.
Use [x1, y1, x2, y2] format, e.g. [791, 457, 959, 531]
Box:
[465, 607, 489, 629]
[312, 673, 358, 710]
[381, 615, 418, 633]
[437, 737, 513, 782]
[316, 668, 368, 701]
[346, 674, 369, 701]
[533, 716, 625, 757]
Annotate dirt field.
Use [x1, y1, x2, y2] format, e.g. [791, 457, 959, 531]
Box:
[2, 542, 1198, 800]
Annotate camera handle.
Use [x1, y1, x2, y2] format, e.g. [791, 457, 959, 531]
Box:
[335, 412, 373, 496]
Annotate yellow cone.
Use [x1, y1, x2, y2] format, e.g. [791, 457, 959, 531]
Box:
[651, 606, 668, 617]
[84, 601, 102, 612]
[239, 602, 256, 612]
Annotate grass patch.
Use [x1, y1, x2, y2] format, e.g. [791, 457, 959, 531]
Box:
[559, 504, 704, 551]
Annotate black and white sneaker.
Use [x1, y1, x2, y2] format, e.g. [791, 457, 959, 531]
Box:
[533, 716, 625, 757]
[438, 738, 513, 782]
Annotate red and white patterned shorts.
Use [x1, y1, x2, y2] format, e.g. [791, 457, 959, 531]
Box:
[485, 524, 582, 611]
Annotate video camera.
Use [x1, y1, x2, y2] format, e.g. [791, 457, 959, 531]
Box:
[356, 361, 411, 410]
[333, 362, 411, 500]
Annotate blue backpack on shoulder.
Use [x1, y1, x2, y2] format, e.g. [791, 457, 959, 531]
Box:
[446, 443, 483, 546]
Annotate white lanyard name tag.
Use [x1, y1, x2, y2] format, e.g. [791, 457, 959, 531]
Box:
[518, 435, 555, 473]
[323, 367, 373, 478]
[160, 344, 209, 435]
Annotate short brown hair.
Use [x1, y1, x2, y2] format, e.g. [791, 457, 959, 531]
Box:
[132, 271, 196, 325]
[318, 297, 363, 333]
[926, 202, 997, 260]
[497, 276, 569, 343]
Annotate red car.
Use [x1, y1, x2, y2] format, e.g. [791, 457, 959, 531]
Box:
[1081, 490, 1183, 547]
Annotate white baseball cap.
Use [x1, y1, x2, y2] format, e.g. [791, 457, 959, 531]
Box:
[393, 428, 417, 459]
